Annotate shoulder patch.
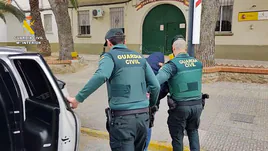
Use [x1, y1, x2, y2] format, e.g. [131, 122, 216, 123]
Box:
[100, 56, 105, 61]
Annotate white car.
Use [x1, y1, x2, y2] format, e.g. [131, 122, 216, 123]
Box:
[0, 47, 80, 151]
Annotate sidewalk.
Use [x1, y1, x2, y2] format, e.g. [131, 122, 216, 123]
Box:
[79, 134, 110, 151]
[56, 54, 268, 151]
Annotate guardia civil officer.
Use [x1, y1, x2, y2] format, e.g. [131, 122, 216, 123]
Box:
[67, 28, 160, 151]
[156, 37, 203, 151]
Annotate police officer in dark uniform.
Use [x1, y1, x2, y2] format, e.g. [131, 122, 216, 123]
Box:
[156, 37, 203, 151]
[67, 28, 160, 151]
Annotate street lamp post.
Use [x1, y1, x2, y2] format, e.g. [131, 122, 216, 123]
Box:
[187, 0, 195, 57]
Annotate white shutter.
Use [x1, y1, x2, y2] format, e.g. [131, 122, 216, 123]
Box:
[44, 14, 52, 33]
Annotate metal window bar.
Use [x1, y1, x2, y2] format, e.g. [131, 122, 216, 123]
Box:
[217, 0, 234, 32]
[78, 10, 90, 35]
[110, 7, 124, 28]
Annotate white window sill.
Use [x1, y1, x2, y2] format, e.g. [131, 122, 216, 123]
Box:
[215, 32, 233, 36]
[76, 35, 92, 38]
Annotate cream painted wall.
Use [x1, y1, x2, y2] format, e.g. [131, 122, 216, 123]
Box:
[216, 0, 268, 45]
[70, 4, 125, 44]
[70, 1, 189, 46]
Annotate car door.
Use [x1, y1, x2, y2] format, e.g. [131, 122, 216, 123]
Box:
[8, 53, 80, 151]
[0, 59, 24, 151]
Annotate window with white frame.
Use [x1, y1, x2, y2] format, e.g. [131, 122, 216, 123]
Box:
[44, 14, 52, 33]
[216, 0, 234, 32]
[78, 10, 90, 35]
[110, 7, 124, 28]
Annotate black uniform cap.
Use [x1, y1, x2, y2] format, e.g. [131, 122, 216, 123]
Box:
[104, 28, 125, 46]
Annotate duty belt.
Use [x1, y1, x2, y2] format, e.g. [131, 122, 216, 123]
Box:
[175, 99, 202, 106]
[168, 96, 202, 106]
[111, 107, 149, 116]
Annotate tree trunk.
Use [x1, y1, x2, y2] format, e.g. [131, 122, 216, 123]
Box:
[29, 0, 51, 56]
[195, 0, 220, 67]
[48, 0, 74, 60]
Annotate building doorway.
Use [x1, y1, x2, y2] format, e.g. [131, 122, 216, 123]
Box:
[142, 4, 186, 55]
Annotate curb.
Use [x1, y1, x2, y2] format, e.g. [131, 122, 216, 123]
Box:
[203, 66, 268, 74]
[81, 127, 194, 151]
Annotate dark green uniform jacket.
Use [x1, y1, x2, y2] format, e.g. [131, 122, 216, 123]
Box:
[75, 44, 160, 110]
[157, 52, 203, 101]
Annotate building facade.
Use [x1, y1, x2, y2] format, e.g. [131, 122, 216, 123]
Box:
[0, 0, 267, 60]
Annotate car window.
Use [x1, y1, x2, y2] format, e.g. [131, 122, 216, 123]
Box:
[13, 59, 58, 104]
[0, 62, 20, 105]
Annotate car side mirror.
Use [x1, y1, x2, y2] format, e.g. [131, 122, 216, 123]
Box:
[57, 79, 66, 89]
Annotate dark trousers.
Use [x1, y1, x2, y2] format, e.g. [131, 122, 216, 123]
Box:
[167, 104, 203, 151]
[109, 112, 149, 151]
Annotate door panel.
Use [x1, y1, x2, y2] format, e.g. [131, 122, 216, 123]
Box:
[142, 4, 186, 55]
[166, 22, 182, 54]
[0, 60, 24, 151]
[142, 5, 165, 54]
[12, 59, 59, 151]
[8, 54, 80, 151]
[24, 98, 59, 151]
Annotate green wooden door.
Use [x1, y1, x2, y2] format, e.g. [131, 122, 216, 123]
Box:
[142, 4, 186, 55]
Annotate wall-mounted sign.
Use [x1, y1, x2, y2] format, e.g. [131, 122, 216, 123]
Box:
[238, 11, 268, 21]
[179, 23, 185, 28]
[160, 24, 164, 31]
[136, 0, 189, 11]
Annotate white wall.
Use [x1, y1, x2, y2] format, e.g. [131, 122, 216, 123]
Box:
[40, 0, 52, 9]
[5, 13, 25, 42]
[13, 0, 50, 11]
[41, 10, 59, 43]
[0, 19, 7, 42]
[4, 0, 59, 43]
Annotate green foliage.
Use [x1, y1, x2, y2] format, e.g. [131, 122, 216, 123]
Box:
[69, 0, 78, 10]
[0, 1, 25, 23]
[0, 11, 6, 23]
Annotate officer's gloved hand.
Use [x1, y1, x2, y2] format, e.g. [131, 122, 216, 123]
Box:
[149, 106, 158, 128]
[151, 105, 158, 114]
[201, 93, 209, 109]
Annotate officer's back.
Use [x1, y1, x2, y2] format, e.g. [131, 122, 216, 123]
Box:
[106, 46, 151, 110]
[156, 38, 203, 151]
[67, 28, 160, 151]
[101, 28, 160, 151]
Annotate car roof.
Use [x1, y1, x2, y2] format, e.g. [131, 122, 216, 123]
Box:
[0, 47, 27, 56]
